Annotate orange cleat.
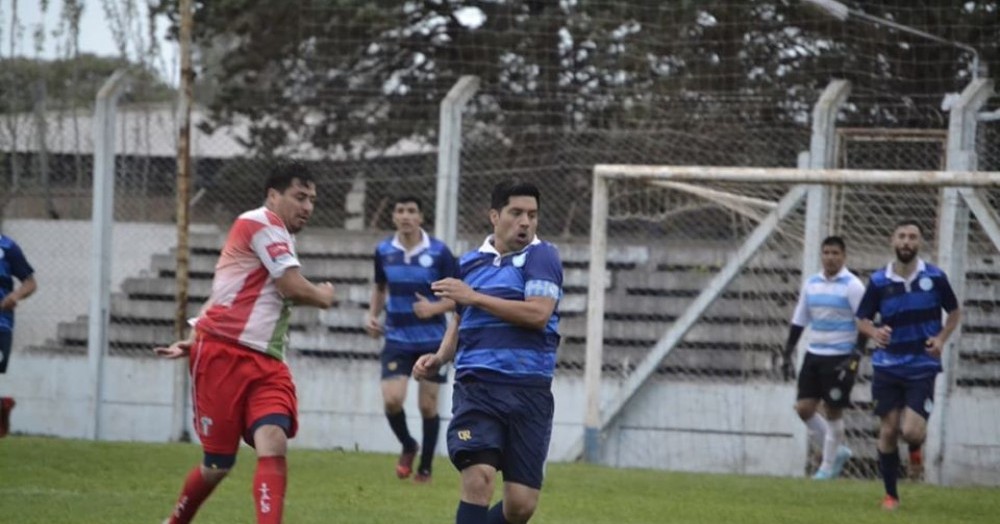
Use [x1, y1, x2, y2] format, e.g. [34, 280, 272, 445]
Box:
[396, 446, 418, 479]
[881, 495, 899, 511]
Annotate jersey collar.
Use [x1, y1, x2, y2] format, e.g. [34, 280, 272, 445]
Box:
[885, 258, 927, 288]
[478, 235, 541, 266]
[391, 229, 430, 263]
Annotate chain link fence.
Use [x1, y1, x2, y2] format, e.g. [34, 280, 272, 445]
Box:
[0, 1, 998, 478]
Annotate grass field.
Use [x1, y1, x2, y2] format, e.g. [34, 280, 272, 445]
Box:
[1, 436, 997, 523]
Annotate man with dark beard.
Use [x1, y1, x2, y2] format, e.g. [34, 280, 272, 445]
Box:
[855, 220, 961, 511]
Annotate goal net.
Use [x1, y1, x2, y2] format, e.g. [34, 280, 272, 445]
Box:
[581, 165, 1000, 485]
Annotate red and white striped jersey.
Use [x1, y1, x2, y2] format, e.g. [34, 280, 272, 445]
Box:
[194, 206, 301, 360]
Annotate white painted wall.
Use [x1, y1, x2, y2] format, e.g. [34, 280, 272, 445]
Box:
[2, 219, 997, 484]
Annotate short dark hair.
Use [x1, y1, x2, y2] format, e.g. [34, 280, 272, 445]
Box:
[490, 180, 541, 211]
[821, 235, 846, 252]
[893, 219, 923, 236]
[392, 194, 422, 212]
[264, 162, 315, 199]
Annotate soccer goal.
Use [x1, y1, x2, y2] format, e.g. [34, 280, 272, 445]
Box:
[580, 165, 1000, 485]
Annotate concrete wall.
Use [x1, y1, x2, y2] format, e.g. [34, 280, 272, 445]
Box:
[2, 219, 998, 484]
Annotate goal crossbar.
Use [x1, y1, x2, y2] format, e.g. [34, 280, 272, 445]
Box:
[595, 165, 1000, 186]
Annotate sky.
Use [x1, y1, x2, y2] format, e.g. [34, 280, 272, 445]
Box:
[11, 0, 177, 84]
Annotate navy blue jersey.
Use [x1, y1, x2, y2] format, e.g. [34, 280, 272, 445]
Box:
[856, 260, 959, 379]
[454, 237, 563, 387]
[374, 232, 458, 353]
[0, 235, 34, 332]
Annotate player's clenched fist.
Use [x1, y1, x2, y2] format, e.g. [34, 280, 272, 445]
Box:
[413, 353, 442, 380]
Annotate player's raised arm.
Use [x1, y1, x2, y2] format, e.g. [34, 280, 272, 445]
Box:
[414, 313, 460, 379]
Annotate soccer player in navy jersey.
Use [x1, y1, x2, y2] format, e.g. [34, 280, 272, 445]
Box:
[414, 180, 562, 524]
[365, 195, 458, 483]
[855, 220, 960, 511]
[0, 234, 37, 437]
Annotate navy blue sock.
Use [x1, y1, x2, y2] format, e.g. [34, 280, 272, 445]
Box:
[386, 410, 417, 451]
[457, 500, 489, 524]
[419, 416, 440, 472]
[879, 450, 900, 499]
[487, 501, 508, 524]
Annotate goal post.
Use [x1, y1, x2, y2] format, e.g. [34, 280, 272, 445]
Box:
[581, 165, 1000, 485]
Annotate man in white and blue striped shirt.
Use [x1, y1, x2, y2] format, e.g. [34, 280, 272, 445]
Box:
[782, 236, 866, 480]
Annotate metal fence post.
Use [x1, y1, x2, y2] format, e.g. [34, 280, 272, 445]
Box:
[930, 78, 993, 485]
[88, 69, 129, 441]
[434, 76, 480, 248]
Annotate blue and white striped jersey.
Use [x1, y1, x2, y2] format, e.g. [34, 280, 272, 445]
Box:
[856, 259, 959, 379]
[0, 235, 34, 332]
[791, 266, 865, 356]
[454, 236, 563, 387]
[374, 230, 458, 353]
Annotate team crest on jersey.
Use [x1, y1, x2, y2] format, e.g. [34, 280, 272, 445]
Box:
[918, 277, 933, 291]
[512, 253, 527, 268]
[418, 253, 434, 268]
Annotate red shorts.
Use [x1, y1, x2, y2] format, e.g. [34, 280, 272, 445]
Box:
[189, 331, 298, 455]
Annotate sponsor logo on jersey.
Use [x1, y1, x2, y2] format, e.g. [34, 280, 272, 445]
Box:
[266, 242, 293, 262]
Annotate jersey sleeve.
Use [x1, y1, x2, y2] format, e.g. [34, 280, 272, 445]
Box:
[847, 276, 866, 313]
[936, 273, 960, 313]
[249, 224, 301, 278]
[439, 245, 459, 279]
[524, 244, 563, 300]
[789, 283, 810, 327]
[4, 240, 34, 281]
[373, 248, 387, 285]
[856, 282, 880, 320]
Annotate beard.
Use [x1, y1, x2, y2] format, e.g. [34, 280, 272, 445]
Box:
[895, 247, 917, 264]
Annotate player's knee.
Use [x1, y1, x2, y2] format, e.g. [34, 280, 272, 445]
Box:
[901, 426, 926, 446]
[417, 400, 437, 418]
[794, 403, 814, 421]
[203, 452, 236, 472]
[504, 499, 538, 523]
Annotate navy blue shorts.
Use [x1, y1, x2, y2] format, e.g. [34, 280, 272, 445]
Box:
[0, 330, 11, 374]
[871, 368, 936, 419]
[447, 379, 554, 490]
[380, 345, 446, 383]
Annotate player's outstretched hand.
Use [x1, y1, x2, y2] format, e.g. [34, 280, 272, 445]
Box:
[413, 353, 442, 380]
[154, 340, 192, 359]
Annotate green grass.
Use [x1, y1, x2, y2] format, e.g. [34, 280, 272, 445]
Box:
[1, 435, 997, 523]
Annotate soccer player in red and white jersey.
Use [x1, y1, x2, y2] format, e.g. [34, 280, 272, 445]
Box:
[155, 163, 336, 524]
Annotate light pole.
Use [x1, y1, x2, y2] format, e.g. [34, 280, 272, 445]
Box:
[803, 0, 983, 80]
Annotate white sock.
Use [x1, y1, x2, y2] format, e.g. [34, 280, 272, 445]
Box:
[805, 413, 828, 451]
[821, 418, 845, 471]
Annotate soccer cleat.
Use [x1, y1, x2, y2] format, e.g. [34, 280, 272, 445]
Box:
[829, 445, 853, 478]
[881, 495, 899, 511]
[395, 445, 418, 479]
[413, 468, 432, 484]
[812, 468, 834, 480]
[0, 397, 15, 437]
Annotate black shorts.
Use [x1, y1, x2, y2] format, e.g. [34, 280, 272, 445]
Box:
[871, 369, 936, 419]
[0, 330, 11, 374]
[796, 352, 858, 408]
[380, 346, 447, 384]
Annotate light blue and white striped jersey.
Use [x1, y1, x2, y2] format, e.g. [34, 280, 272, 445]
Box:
[790, 266, 865, 356]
